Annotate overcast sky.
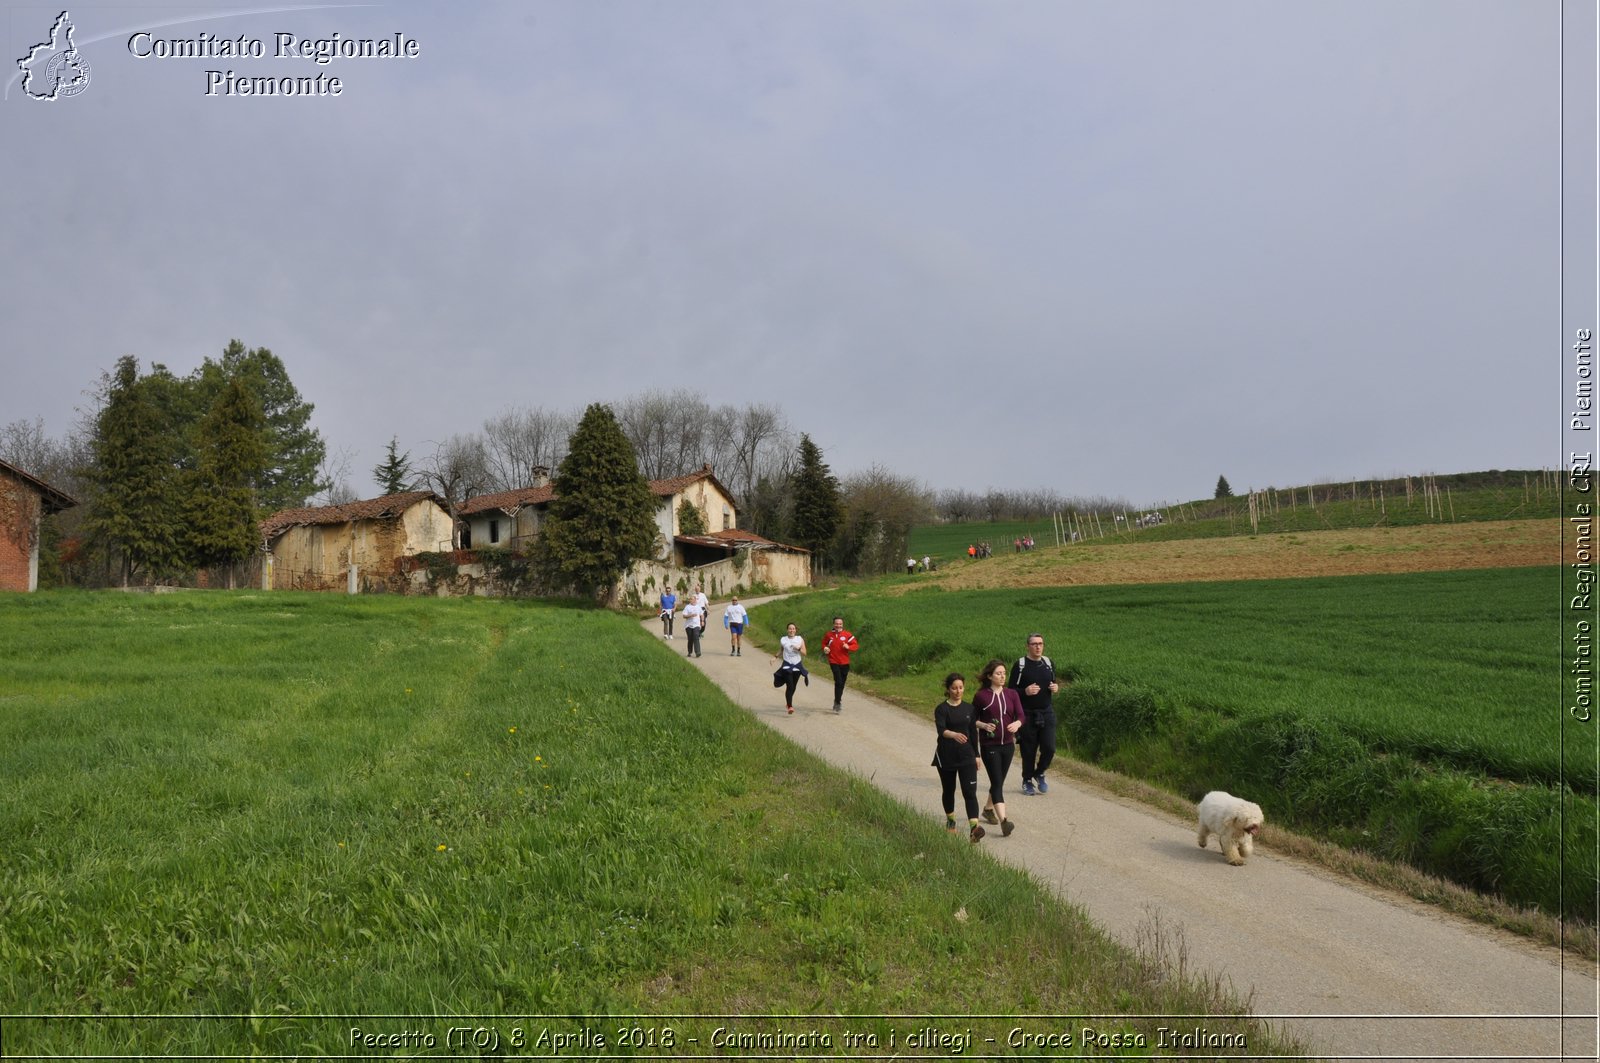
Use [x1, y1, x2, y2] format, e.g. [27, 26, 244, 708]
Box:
[2, 1, 1587, 507]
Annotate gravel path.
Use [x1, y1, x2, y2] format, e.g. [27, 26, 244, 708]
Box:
[652, 605, 1598, 1062]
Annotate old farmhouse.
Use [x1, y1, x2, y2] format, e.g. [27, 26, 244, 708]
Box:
[257, 466, 811, 597]
[0, 459, 76, 592]
[460, 464, 812, 597]
[259, 491, 454, 592]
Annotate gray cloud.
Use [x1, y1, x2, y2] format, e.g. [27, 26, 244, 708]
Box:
[0, 0, 1569, 506]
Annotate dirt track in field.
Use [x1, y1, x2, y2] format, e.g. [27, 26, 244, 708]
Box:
[913, 518, 1562, 591]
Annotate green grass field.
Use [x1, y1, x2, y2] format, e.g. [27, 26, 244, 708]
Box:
[750, 566, 1595, 921]
[0, 592, 1302, 1056]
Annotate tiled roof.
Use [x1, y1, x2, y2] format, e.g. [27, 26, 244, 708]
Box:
[259, 491, 444, 539]
[649, 465, 739, 512]
[677, 528, 808, 553]
[650, 467, 714, 497]
[461, 464, 740, 516]
[458, 484, 556, 516]
[0, 458, 76, 512]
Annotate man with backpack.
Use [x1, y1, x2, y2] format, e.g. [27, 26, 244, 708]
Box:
[1009, 633, 1060, 796]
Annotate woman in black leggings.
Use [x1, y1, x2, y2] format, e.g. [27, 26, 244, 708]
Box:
[974, 657, 1024, 838]
[932, 672, 984, 843]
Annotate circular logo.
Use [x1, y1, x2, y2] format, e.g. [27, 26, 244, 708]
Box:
[45, 49, 91, 98]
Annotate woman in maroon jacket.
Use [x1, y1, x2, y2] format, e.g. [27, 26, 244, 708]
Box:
[974, 657, 1025, 837]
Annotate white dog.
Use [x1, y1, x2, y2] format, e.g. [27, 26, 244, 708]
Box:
[1196, 791, 1264, 866]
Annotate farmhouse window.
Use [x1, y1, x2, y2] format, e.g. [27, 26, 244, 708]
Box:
[490, 519, 500, 545]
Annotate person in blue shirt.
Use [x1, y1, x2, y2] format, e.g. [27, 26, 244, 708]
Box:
[659, 589, 677, 640]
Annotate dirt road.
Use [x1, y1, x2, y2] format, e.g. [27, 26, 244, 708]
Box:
[655, 606, 1597, 1062]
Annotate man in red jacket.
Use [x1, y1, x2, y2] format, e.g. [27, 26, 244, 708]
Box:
[821, 616, 859, 714]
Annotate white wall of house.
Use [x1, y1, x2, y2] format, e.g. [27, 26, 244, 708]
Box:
[463, 507, 543, 552]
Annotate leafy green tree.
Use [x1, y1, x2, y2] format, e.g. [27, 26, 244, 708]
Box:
[83, 356, 184, 586]
[534, 404, 659, 602]
[1215, 475, 1234, 499]
[373, 436, 415, 495]
[739, 473, 791, 542]
[676, 497, 708, 536]
[789, 433, 841, 575]
[184, 378, 268, 587]
[195, 341, 328, 510]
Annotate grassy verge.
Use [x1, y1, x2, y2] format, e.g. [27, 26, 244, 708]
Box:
[0, 592, 1310, 1057]
[748, 566, 1596, 926]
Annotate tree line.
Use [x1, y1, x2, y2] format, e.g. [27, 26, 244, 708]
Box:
[363, 389, 934, 577]
[4, 342, 327, 588]
[5, 353, 1127, 590]
[933, 486, 1133, 523]
[2, 358, 925, 586]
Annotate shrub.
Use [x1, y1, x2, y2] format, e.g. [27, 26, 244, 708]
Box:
[849, 622, 952, 679]
[1064, 678, 1163, 759]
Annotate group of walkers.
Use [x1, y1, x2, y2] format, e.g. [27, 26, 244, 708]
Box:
[933, 633, 1059, 843]
[657, 585, 748, 659]
[659, 591, 1061, 845]
[662, 589, 863, 715]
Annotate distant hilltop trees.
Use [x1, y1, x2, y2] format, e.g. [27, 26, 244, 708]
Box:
[933, 487, 1132, 523]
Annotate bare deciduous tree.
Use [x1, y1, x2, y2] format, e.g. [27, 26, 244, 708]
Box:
[312, 446, 358, 506]
[418, 435, 491, 549]
[0, 417, 88, 494]
[481, 407, 573, 492]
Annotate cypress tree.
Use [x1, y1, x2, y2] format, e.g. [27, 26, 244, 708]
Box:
[195, 341, 328, 510]
[789, 433, 841, 573]
[184, 378, 268, 587]
[534, 403, 659, 602]
[84, 356, 184, 586]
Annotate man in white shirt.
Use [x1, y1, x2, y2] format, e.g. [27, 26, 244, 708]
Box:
[682, 597, 705, 658]
[724, 595, 749, 656]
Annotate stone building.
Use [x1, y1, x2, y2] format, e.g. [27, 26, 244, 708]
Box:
[259, 491, 454, 591]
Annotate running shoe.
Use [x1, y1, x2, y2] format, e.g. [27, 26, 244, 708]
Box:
[1021, 779, 1037, 797]
[1036, 775, 1048, 793]
[1001, 818, 1015, 837]
[786, 704, 794, 715]
[969, 824, 985, 843]
[982, 807, 999, 825]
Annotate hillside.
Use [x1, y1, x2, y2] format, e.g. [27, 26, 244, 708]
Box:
[902, 518, 1556, 591]
[909, 469, 1559, 563]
